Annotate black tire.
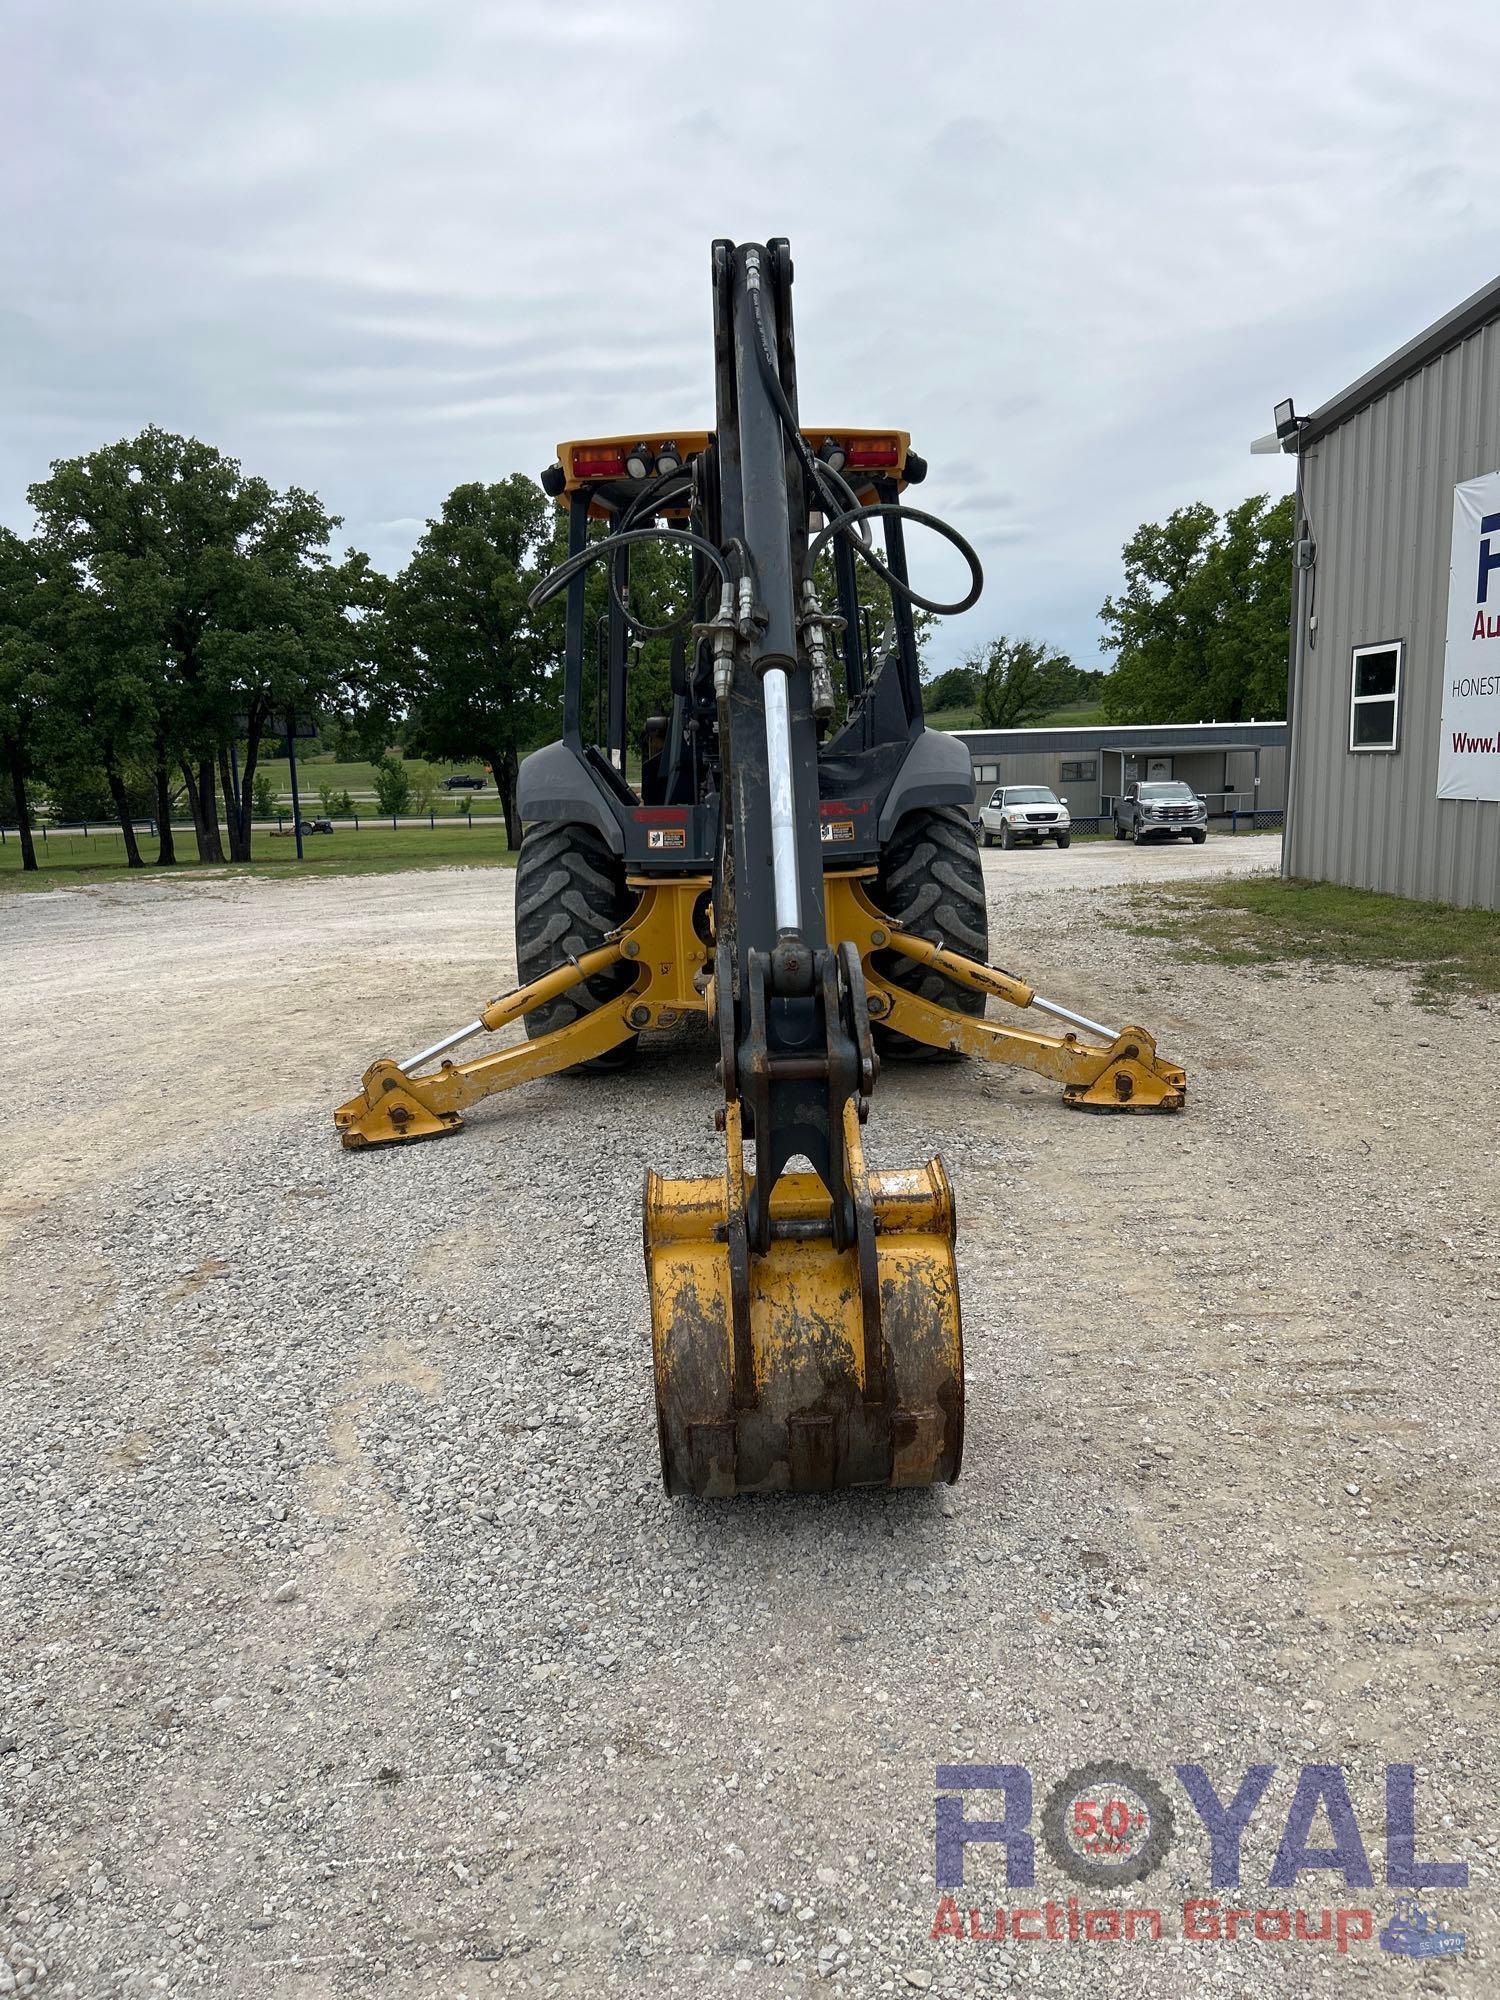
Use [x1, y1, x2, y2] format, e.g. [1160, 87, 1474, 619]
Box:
[1131, 824, 1144, 846]
[1055, 832, 1071, 848]
[1191, 830, 1207, 845]
[873, 805, 989, 1063]
[1000, 824, 1016, 851]
[1113, 819, 1126, 841]
[514, 821, 638, 1071]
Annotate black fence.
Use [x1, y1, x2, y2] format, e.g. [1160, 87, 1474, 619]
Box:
[1, 812, 512, 846]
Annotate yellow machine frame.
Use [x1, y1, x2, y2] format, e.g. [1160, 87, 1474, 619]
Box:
[334, 872, 1184, 1150]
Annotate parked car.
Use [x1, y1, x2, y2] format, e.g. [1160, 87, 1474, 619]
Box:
[443, 773, 486, 790]
[979, 785, 1071, 849]
[1113, 780, 1208, 844]
[296, 816, 334, 834]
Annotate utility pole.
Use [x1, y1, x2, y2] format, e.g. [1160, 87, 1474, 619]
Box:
[286, 709, 305, 862]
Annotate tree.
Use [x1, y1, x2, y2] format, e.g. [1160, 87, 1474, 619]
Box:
[383, 476, 562, 847]
[207, 491, 379, 860]
[923, 663, 979, 714]
[30, 552, 157, 865]
[327, 713, 394, 764]
[0, 529, 48, 873]
[1099, 494, 1293, 723]
[407, 762, 438, 815]
[27, 428, 374, 866]
[370, 755, 411, 816]
[970, 636, 1079, 729]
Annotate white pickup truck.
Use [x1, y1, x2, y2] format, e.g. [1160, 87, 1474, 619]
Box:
[978, 785, 1071, 850]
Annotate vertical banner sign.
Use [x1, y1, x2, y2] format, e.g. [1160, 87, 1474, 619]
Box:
[1438, 471, 1500, 800]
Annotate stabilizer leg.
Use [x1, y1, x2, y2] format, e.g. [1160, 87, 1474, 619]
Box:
[826, 872, 1188, 1112]
[333, 878, 712, 1149]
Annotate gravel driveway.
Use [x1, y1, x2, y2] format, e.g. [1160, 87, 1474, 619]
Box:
[3, 832, 1496, 1998]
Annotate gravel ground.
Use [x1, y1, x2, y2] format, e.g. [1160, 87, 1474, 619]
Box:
[3, 831, 1496, 1999]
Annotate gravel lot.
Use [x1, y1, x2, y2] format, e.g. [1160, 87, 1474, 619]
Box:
[3, 832, 1496, 1999]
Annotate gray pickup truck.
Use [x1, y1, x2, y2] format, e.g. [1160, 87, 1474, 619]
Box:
[1113, 780, 1208, 844]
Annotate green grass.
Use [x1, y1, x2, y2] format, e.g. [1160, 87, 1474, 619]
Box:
[255, 754, 493, 805]
[1034, 701, 1105, 729]
[925, 700, 1107, 732]
[1127, 875, 1500, 1005]
[0, 821, 517, 891]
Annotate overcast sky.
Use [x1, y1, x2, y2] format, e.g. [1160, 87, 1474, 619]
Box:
[3, 1, 1496, 670]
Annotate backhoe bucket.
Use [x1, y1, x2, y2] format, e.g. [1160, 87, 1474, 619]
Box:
[645, 1152, 963, 1498]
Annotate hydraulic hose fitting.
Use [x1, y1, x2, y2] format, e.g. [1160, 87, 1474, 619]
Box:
[695, 584, 738, 703]
[799, 579, 844, 722]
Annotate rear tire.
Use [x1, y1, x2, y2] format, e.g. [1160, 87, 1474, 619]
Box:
[514, 820, 638, 1071]
[873, 805, 989, 1063]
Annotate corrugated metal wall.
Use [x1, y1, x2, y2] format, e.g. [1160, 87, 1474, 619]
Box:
[1286, 318, 1500, 909]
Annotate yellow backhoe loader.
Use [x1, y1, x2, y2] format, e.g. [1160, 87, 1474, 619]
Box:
[336, 238, 1185, 1497]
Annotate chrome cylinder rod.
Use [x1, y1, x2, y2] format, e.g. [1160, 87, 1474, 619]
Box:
[1028, 994, 1117, 1042]
[762, 664, 802, 934]
[400, 1018, 486, 1074]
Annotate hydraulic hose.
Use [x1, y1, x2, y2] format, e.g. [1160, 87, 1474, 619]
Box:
[745, 265, 982, 614]
[806, 501, 983, 617]
[559, 474, 719, 640]
[745, 274, 871, 545]
[528, 525, 736, 637]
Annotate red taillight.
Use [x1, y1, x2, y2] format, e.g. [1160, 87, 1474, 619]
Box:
[571, 448, 626, 480]
[843, 438, 901, 470]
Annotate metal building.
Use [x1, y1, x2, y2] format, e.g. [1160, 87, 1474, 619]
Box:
[954, 721, 1287, 828]
[1282, 276, 1500, 910]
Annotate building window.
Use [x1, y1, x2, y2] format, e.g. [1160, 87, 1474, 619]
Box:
[1349, 642, 1402, 752]
[1060, 759, 1097, 782]
[973, 762, 999, 783]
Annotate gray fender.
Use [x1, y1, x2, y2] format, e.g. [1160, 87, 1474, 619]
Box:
[878, 730, 976, 840]
[517, 741, 625, 854]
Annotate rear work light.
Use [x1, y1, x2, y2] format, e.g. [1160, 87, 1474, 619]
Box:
[571, 447, 627, 480]
[842, 438, 901, 471]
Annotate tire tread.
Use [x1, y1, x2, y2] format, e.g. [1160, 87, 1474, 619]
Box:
[514, 820, 637, 1066]
[873, 805, 989, 1062]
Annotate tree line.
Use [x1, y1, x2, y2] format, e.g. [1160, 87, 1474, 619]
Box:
[919, 490, 1292, 731]
[0, 428, 578, 873]
[2, 425, 1293, 876]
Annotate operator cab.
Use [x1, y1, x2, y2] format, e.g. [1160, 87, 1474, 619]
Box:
[523, 422, 960, 877]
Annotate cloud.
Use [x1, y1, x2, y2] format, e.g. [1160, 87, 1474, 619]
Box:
[3, 0, 1498, 670]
